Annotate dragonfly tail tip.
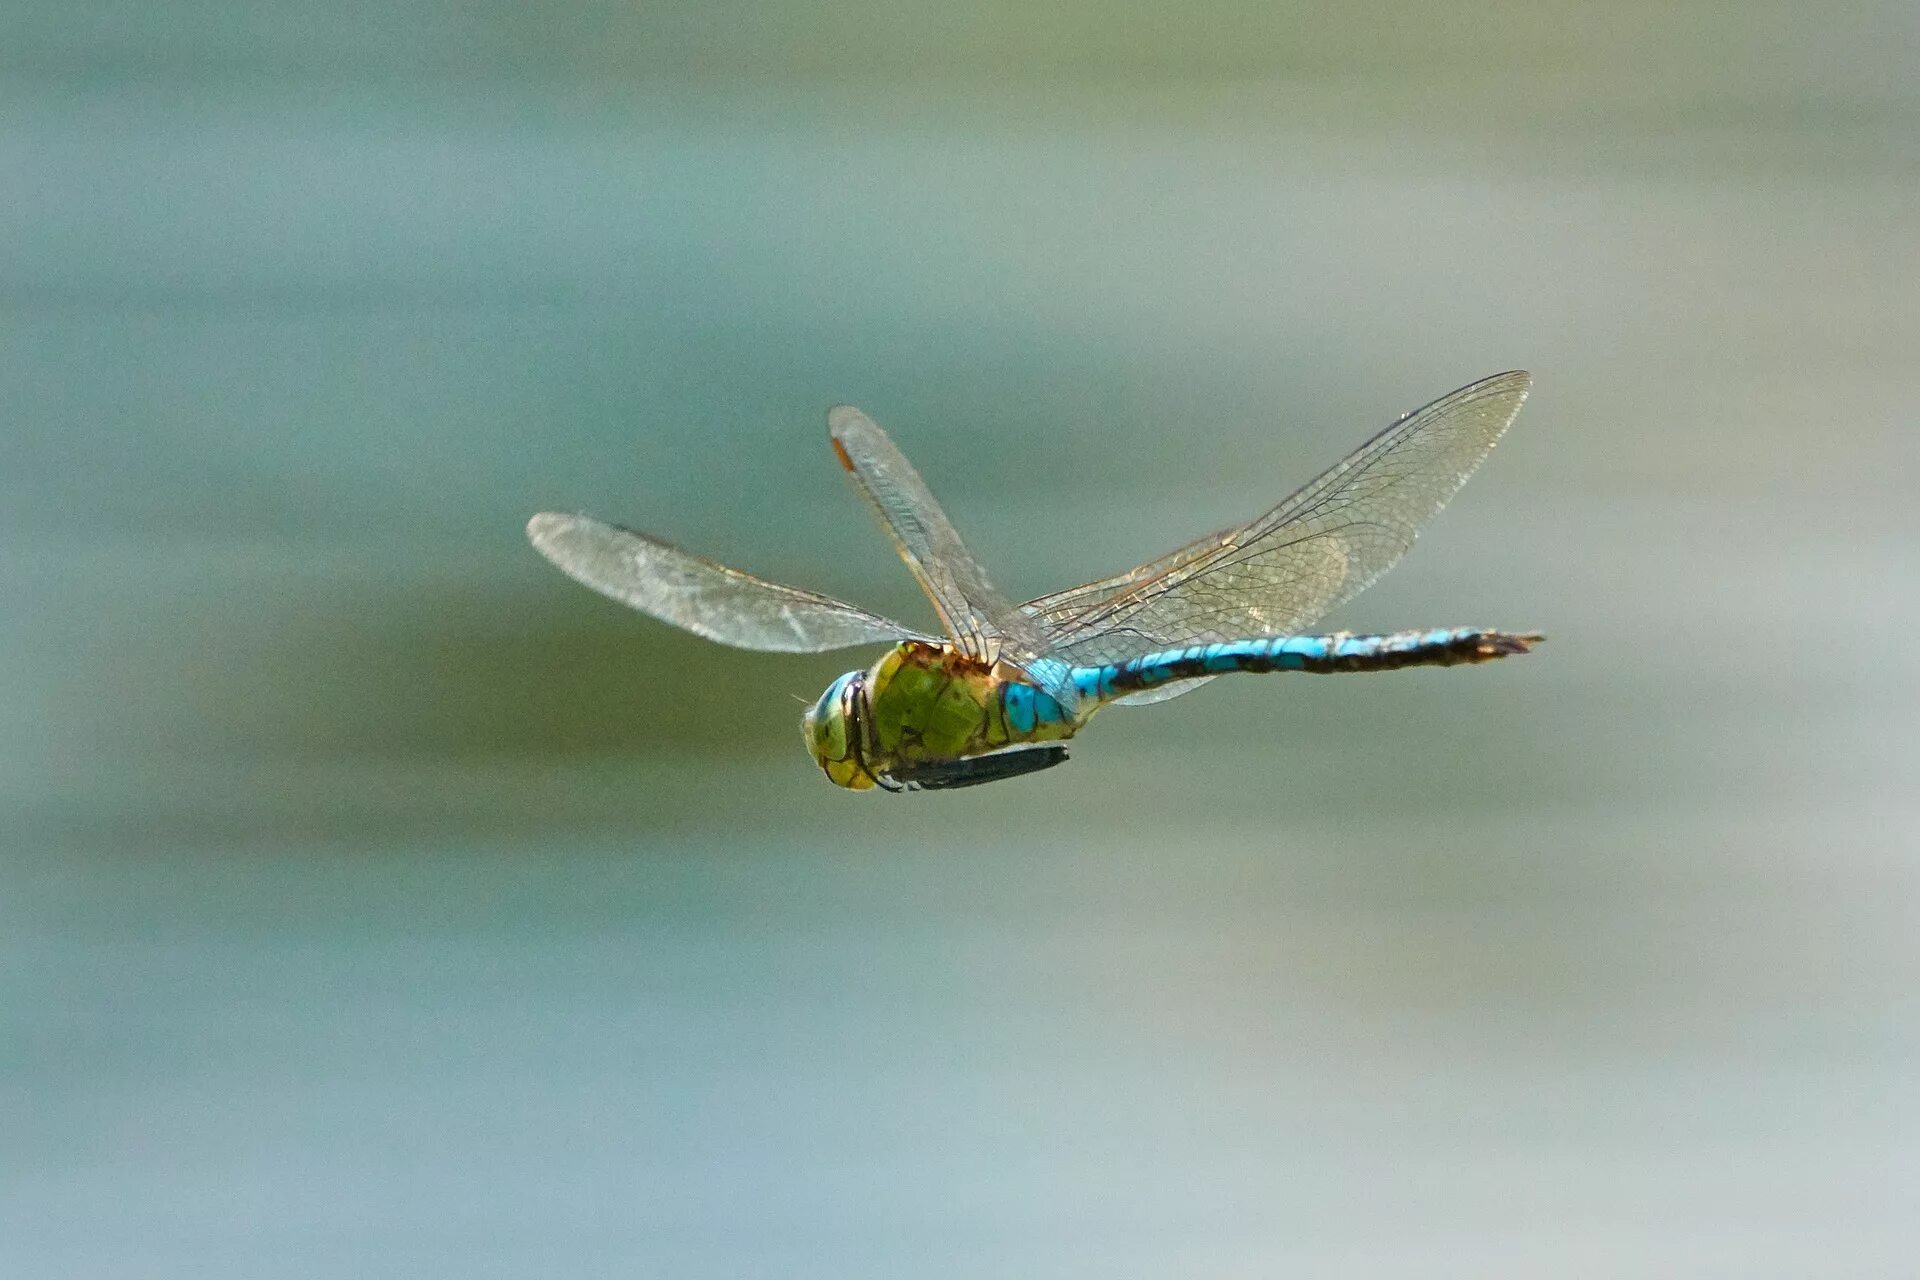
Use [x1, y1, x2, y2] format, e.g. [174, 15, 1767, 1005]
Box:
[1471, 630, 1544, 660]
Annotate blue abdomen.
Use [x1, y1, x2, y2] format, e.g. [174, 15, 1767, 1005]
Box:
[1081, 629, 1526, 700]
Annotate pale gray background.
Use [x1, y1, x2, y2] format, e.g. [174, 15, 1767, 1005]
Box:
[5, 3, 1917, 1276]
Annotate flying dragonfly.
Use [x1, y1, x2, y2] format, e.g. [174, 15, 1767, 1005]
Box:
[528, 371, 1541, 792]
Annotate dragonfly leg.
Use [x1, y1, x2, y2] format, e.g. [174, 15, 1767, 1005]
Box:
[877, 744, 1071, 791]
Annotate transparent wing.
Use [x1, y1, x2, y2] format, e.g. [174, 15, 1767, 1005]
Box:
[1024, 371, 1531, 685]
[1109, 678, 1213, 707]
[828, 405, 1077, 708]
[528, 512, 931, 652]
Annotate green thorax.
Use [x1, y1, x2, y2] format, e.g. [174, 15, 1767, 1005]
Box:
[863, 641, 1077, 772]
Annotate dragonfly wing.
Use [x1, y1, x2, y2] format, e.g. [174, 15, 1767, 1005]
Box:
[828, 405, 1077, 707]
[528, 512, 931, 652]
[1024, 371, 1531, 671]
[1110, 677, 1214, 707]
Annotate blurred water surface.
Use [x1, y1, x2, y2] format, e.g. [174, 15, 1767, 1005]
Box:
[4, 3, 1918, 1277]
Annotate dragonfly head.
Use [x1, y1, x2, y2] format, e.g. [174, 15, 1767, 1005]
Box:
[803, 669, 881, 791]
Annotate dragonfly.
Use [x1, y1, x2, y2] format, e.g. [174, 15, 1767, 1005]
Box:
[528, 371, 1541, 792]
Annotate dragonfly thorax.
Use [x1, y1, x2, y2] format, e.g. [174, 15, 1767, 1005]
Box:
[804, 643, 1083, 792]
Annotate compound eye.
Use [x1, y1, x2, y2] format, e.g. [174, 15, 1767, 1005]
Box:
[808, 675, 851, 761]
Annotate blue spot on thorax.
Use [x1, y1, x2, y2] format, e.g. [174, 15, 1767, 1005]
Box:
[1003, 683, 1037, 734]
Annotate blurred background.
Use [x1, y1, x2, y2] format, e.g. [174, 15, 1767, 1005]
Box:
[5, 2, 1918, 1275]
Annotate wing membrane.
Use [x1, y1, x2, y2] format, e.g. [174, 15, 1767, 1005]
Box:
[1024, 371, 1531, 684]
[528, 512, 929, 652]
[828, 405, 1076, 707]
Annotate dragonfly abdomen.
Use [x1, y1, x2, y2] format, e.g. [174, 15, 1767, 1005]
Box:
[999, 678, 1078, 737]
[1082, 628, 1542, 701]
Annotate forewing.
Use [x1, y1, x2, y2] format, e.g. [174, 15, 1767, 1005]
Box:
[528, 512, 930, 652]
[827, 405, 1076, 706]
[1024, 371, 1531, 677]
